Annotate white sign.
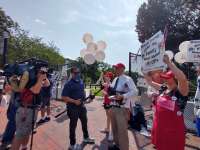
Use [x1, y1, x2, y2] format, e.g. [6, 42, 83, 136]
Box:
[141, 31, 165, 73]
[187, 40, 200, 62]
[137, 77, 148, 88]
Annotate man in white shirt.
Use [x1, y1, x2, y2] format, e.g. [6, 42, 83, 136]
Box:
[194, 66, 200, 137]
[108, 63, 138, 150]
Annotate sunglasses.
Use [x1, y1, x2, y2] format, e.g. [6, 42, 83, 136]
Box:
[39, 71, 47, 74]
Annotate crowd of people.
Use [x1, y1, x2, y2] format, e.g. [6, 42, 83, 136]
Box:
[0, 54, 200, 150]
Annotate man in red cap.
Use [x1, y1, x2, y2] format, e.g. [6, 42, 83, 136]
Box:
[108, 63, 138, 150]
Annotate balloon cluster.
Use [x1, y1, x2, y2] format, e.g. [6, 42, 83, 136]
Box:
[80, 33, 107, 65]
[174, 41, 190, 64]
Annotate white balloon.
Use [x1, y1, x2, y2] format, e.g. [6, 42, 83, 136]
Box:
[87, 42, 97, 53]
[95, 50, 105, 62]
[97, 40, 107, 50]
[83, 53, 95, 65]
[80, 48, 87, 57]
[174, 52, 186, 64]
[165, 50, 174, 60]
[83, 33, 93, 44]
[179, 41, 190, 52]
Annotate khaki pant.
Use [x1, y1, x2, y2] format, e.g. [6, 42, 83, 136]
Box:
[111, 107, 129, 150]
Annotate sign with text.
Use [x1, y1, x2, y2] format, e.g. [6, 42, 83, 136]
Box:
[141, 31, 165, 73]
[187, 40, 200, 62]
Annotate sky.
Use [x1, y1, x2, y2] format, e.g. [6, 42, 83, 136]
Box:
[0, 0, 147, 67]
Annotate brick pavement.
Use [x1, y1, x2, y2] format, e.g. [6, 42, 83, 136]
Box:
[0, 100, 200, 150]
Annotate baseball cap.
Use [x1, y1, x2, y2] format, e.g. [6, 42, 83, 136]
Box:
[104, 72, 114, 79]
[160, 70, 175, 79]
[113, 63, 125, 69]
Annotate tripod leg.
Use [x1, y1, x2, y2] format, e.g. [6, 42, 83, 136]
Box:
[29, 108, 35, 150]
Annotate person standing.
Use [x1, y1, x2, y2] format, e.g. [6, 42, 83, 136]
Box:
[194, 65, 200, 137]
[144, 55, 188, 150]
[108, 63, 138, 150]
[37, 75, 52, 124]
[11, 67, 50, 150]
[62, 67, 95, 150]
[102, 72, 113, 141]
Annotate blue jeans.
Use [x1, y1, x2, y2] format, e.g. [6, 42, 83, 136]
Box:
[196, 117, 200, 137]
[1, 103, 17, 143]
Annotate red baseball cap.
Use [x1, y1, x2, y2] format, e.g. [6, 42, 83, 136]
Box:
[104, 72, 114, 79]
[113, 63, 125, 69]
[160, 70, 175, 79]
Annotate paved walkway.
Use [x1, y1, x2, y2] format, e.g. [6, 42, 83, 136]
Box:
[1, 100, 200, 150]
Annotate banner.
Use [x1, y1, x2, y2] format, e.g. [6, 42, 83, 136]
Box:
[141, 31, 165, 73]
[187, 40, 200, 62]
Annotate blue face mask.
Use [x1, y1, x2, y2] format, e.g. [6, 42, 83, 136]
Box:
[73, 73, 81, 82]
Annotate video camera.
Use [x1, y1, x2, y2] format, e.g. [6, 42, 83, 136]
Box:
[107, 87, 126, 105]
[3, 58, 48, 80]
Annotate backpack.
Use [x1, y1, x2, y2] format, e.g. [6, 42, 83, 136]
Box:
[128, 103, 147, 131]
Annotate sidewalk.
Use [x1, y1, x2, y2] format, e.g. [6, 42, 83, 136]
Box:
[0, 100, 200, 150]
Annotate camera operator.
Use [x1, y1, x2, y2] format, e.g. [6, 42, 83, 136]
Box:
[108, 63, 138, 150]
[62, 67, 95, 150]
[0, 71, 29, 150]
[11, 67, 50, 150]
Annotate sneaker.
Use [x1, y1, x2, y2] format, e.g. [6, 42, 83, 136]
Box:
[44, 117, 51, 122]
[83, 137, 95, 144]
[0, 142, 11, 150]
[140, 127, 151, 137]
[68, 144, 79, 150]
[37, 119, 46, 125]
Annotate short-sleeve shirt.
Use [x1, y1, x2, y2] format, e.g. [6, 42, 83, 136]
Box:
[40, 81, 52, 98]
[61, 79, 85, 108]
[195, 76, 200, 99]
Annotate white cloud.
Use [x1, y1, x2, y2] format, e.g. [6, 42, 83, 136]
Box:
[61, 10, 80, 24]
[34, 19, 46, 25]
[60, 0, 146, 27]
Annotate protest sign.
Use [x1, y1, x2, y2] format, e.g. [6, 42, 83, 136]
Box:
[141, 31, 165, 73]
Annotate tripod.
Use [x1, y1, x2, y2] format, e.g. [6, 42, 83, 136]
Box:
[30, 95, 37, 150]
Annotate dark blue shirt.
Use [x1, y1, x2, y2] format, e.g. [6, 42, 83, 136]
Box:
[40, 81, 52, 98]
[62, 79, 85, 107]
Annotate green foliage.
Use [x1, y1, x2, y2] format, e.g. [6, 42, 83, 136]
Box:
[136, 0, 200, 96]
[67, 57, 112, 84]
[0, 7, 65, 67]
[91, 87, 103, 97]
[136, 0, 200, 53]
[125, 71, 139, 84]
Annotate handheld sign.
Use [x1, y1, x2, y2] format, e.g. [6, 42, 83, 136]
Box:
[187, 40, 200, 62]
[141, 31, 165, 73]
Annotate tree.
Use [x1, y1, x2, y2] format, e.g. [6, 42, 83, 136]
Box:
[0, 8, 65, 67]
[66, 57, 112, 84]
[136, 0, 200, 96]
[136, 0, 200, 53]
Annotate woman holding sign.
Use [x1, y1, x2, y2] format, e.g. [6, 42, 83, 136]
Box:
[144, 55, 189, 150]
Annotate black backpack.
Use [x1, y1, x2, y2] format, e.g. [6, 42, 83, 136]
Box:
[128, 103, 147, 131]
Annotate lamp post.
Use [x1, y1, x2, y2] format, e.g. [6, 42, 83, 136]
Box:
[2, 31, 9, 66]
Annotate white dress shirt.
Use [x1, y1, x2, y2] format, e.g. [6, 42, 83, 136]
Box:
[110, 74, 138, 109]
[194, 76, 200, 117]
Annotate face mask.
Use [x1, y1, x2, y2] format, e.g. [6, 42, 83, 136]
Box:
[73, 73, 81, 82]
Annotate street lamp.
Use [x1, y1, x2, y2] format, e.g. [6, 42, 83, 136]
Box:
[0, 23, 9, 67]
